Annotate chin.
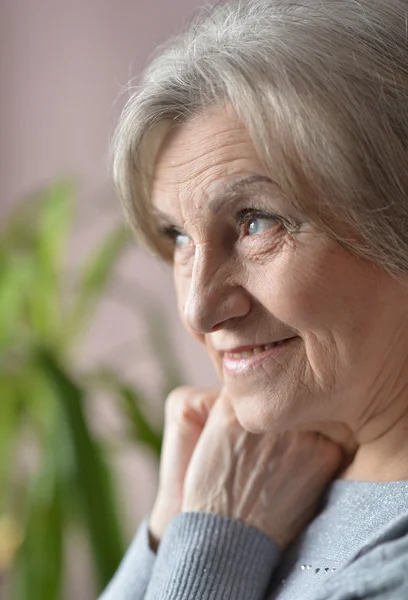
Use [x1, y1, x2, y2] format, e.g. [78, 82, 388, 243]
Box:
[229, 390, 295, 435]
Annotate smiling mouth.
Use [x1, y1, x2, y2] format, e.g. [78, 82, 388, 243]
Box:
[222, 337, 298, 374]
[224, 340, 291, 359]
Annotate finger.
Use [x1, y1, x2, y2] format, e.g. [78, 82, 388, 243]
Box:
[193, 388, 220, 418]
[207, 388, 241, 427]
[165, 386, 220, 429]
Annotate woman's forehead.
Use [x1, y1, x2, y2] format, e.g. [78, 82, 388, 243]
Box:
[151, 107, 265, 212]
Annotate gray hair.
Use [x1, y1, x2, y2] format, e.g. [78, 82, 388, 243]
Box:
[112, 0, 408, 273]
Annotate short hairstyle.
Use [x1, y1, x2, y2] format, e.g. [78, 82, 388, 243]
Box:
[112, 0, 408, 273]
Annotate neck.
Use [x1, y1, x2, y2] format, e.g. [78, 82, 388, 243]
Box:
[341, 393, 408, 481]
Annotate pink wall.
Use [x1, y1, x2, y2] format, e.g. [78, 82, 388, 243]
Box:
[1, 1, 218, 597]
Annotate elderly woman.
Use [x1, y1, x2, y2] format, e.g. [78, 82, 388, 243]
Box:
[100, 1, 408, 598]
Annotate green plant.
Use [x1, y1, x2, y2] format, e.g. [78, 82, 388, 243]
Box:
[0, 180, 181, 599]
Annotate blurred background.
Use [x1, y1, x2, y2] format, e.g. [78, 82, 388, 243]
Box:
[0, 1, 218, 598]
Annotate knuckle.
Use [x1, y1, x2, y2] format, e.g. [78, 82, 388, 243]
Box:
[165, 386, 195, 414]
[165, 386, 215, 418]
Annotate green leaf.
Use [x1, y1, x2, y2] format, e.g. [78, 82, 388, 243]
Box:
[12, 444, 64, 600]
[0, 192, 43, 255]
[145, 310, 183, 399]
[116, 384, 163, 458]
[89, 369, 162, 458]
[36, 179, 75, 274]
[0, 378, 20, 513]
[30, 179, 76, 340]
[0, 257, 34, 344]
[65, 225, 131, 346]
[37, 351, 125, 591]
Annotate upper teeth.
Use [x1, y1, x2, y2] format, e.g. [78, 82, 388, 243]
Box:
[226, 341, 287, 358]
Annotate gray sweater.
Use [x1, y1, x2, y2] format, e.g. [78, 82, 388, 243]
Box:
[100, 481, 408, 599]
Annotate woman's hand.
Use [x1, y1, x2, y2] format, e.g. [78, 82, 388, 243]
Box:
[182, 392, 344, 550]
[149, 386, 219, 548]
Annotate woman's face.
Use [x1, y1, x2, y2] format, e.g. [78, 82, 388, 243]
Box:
[151, 106, 408, 437]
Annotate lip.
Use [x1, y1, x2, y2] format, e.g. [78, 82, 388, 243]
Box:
[222, 336, 299, 375]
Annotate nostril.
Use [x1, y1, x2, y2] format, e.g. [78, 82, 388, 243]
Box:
[185, 292, 251, 335]
[210, 322, 224, 333]
[183, 252, 251, 333]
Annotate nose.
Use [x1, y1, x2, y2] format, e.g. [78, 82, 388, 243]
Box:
[183, 244, 251, 334]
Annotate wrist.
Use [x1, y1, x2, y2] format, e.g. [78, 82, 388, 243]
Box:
[150, 496, 182, 542]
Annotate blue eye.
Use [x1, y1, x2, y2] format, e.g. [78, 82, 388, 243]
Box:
[237, 209, 282, 237]
[246, 216, 280, 236]
[160, 225, 192, 250]
[174, 232, 191, 248]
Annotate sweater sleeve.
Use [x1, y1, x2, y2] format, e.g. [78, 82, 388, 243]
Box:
[98, 518, 157, 600]
[145, 512, 281, 600]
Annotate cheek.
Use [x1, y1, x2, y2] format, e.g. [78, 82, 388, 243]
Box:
[253, 245, 356, 332]
[254, 266, 332, 330]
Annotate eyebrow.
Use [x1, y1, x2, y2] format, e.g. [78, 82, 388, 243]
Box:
[208, 175, 278, 214]
[153, 174, 278, 223]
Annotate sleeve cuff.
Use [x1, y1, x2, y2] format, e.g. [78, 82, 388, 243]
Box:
[99, 517, 157, 600]
[145, 512, 281, 600]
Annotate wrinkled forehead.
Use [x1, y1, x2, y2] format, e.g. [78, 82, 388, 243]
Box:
[150, 106, 266, 215]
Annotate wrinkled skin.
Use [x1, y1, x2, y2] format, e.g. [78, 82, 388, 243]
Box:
[150, 388, 343, 550]
[149, 105, 408, 548]
[182, 393, 342, 550]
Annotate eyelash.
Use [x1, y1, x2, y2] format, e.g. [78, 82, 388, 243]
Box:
[159, 208, 292, 243]
[159, 225, 184, 241]
[236, 208, 283, 234]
